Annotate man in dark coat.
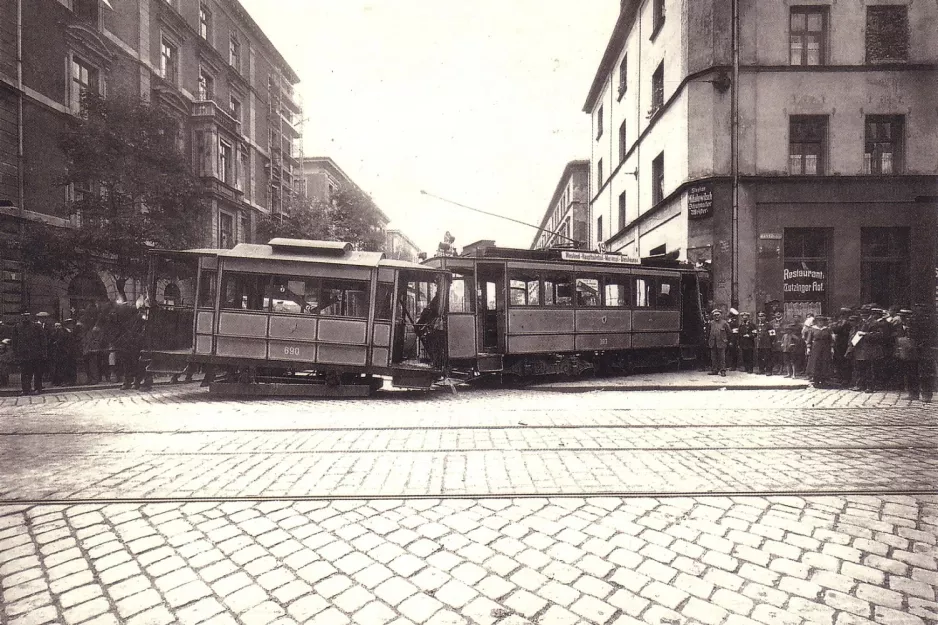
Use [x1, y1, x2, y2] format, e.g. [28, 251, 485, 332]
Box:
[831, 308, 854, 387]
[13, 312, 44, 395]
[737, 312, 757, 373]
[726, 309, 740, 371]
[707, 309, 730, 376]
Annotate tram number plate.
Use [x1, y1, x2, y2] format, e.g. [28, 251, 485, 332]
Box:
[599, 338, 609, 346]
[283, 346, 301, 356]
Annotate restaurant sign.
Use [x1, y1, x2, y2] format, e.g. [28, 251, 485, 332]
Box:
[783, 261, 826, 301]
[687, 182, 714, 220]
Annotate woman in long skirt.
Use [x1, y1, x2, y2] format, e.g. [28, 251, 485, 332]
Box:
[807, 316, 835, 387]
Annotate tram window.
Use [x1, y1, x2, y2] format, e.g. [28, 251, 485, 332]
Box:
[376, 282, 393, 321]
[604, 276, 630, 307]
[509, 273, 540, 306]
[634, 277, 653, 308]
[543, 274, 573, 306]
[198, 270, 216, 308]
[448, 276, 473, 313]
[221, 272, 268, 311]
[656, 277, 679, 309]
[267, 276, 314, 314]
[319, 278, 370, 319]
[576, 278, 601, 307]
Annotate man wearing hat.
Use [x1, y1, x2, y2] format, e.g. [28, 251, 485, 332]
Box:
[737, 312, 757, 373]
[726, 308, 740, 371]
[13, 312, 43, 395]
[707, 308, 731, 376]
[852, 305, 887, 392]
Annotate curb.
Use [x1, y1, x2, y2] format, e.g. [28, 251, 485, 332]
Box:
[529, 382, 811, 393]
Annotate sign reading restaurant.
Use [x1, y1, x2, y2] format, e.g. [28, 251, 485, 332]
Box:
[783, 262, 826, 300]
[687, 182, 713, 220]
[561, 250, 641, 265]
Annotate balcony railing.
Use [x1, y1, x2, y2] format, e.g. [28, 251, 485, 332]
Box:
[191, 100, 241, 136]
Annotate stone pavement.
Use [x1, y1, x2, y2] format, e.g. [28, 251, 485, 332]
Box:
[0, 385, 936, 624]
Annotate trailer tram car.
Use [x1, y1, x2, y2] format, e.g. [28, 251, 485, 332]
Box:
[145, 239, 450, 396]
[423, 246, 709, 379]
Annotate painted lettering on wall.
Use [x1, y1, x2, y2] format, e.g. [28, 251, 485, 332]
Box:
[783, 262, 826, 301]
[687, 183, 713, 220]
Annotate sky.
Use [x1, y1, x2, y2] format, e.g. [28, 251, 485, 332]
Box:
[238, 1, 620, 254]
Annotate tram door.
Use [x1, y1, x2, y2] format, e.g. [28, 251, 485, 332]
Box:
[680, 272, 706, 347]
[476, 263, 505, 353]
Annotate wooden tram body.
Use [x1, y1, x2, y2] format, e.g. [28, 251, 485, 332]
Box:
[146, 238, 449, 394]
[423, 247, 709, 378]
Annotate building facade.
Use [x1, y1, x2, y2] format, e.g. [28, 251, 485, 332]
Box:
[531, 160, 590, 250]
[0, 0, 300, 320]
[585, 0, 937, 316]
[384, 229, 422, 263]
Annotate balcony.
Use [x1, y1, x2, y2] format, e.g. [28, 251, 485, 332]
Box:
[191, 100, 241, 137]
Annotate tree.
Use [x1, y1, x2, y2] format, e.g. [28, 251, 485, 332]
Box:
[257, 184, 386, 252]
[22, 91, 205, 299]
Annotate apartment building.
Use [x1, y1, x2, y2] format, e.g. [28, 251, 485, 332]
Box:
[585, 0, 937, 316]
[0, 0, 300, 319]
[297, 155, 390, 233]
[531, 160, 590, 251]
[384, 229, 422, 264]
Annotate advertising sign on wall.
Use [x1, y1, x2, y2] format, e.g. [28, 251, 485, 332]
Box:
[783, 261, 825, 316]
[687, 183, 714, 220]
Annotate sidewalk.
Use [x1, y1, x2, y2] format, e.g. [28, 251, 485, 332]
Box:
[531, 368, 811, 392]
[0, 372, 201, 397]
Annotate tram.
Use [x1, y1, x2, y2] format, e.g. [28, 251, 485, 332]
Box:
[145, 238, 450, 395]
[424, 246, 709, 379]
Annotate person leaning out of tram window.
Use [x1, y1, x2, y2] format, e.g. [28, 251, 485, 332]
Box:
[737, 312, 756, 373]
[707, 308, 730, 376]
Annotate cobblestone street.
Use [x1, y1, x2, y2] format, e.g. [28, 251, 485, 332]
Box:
[1, 384, 936, 624]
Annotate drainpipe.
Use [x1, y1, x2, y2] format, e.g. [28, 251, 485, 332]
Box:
[730, 0, 740, 308]
[16, 0, 26, 313]
[635, 7, 642, 259]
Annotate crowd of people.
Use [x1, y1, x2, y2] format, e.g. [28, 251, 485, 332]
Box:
[706, 303, 935, 401]
[0, 300, 150, 396]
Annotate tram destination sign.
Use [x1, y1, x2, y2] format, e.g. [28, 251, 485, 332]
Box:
[561, 250, 641, 265]
[687, 182, 714, 220]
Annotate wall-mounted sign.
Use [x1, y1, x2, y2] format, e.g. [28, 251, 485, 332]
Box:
[783, 262, 826, 301]
[687, 183, 713, 220]
[561, 250, 640, 265]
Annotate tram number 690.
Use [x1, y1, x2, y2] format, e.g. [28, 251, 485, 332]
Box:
[283, 346, 301, 356]
[599, 338, 608, 346]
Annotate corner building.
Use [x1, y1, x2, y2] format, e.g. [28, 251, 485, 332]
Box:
[585, 0, 937, 316]
[0, 0, 300, 319]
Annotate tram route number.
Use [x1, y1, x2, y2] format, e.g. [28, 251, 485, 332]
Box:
[283, 346, 301, 356]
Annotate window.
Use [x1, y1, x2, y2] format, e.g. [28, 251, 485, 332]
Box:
[597, 159, 603, 190]
[198, 270, 216, 308]
[864, 115, 904, 174]
[634, 277, 653, 307]
[543, 274, 573, 306]
[239, 215, 249, 244]
[596, 215, 603, 243]
[198, 68, 214, 101]
[376, 283, 394, 320]
[789, 115, 827, 175]
[221, 272, 267, 310]
[596, 105, 604, 139]
[447, 273, 474, 313]
[199, 3, 212, 41]
[218, 140, 232, 184]
[790, 7, 827, 66]
[604, 276, 630, 307]
[653, 0, 665, 35]
[70, 56, 99, 113]
[229, 35, 241, 71]
[229, 95, 242, 124]
[267, 277, 316, 314]
[651, 62, 664, 115]
[652, 152, 664, 204]
[509, 273, 540, 307]
[866, 6, 909, 63]
[160, 37, 178, 84]
[861, 228, 910, 306]
[74, 0, 99, 25]
[619, 121, 627, 163]
[784, 228, 830, 316]
[576, 278, 601, 307]
[618, 55, 627, 97]
[656, 277, 679, 309]
[219, 213, 234, 249]
[319, 279, 370, 318]
[618, 192, 626, 230]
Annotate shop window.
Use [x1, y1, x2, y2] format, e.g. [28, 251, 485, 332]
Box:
[634, 277, 653, 307]
[861, 228, 910, 307]
[864, 115, 904, 174]
[198, 270, 216, 308]
[604, 276, 630, 307]
[866, 6, 908, 63]
[789, 115, 827, 175]
[784, 228, 830, 317]
[790, 7, 827, 66]
[576, 278, 601, 307]
[509, 273, 540, 306]
[543, 274, 573, 306]
[221, 272, 268, 311]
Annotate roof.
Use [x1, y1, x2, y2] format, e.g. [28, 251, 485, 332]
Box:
[219, 243, 386, 267]
[582, 3, 638, 113]
[531, 160, 590, 248]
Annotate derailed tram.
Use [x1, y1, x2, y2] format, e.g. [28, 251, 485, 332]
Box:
[145, 238, 710, 394]
[145, 238, 450, 395]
